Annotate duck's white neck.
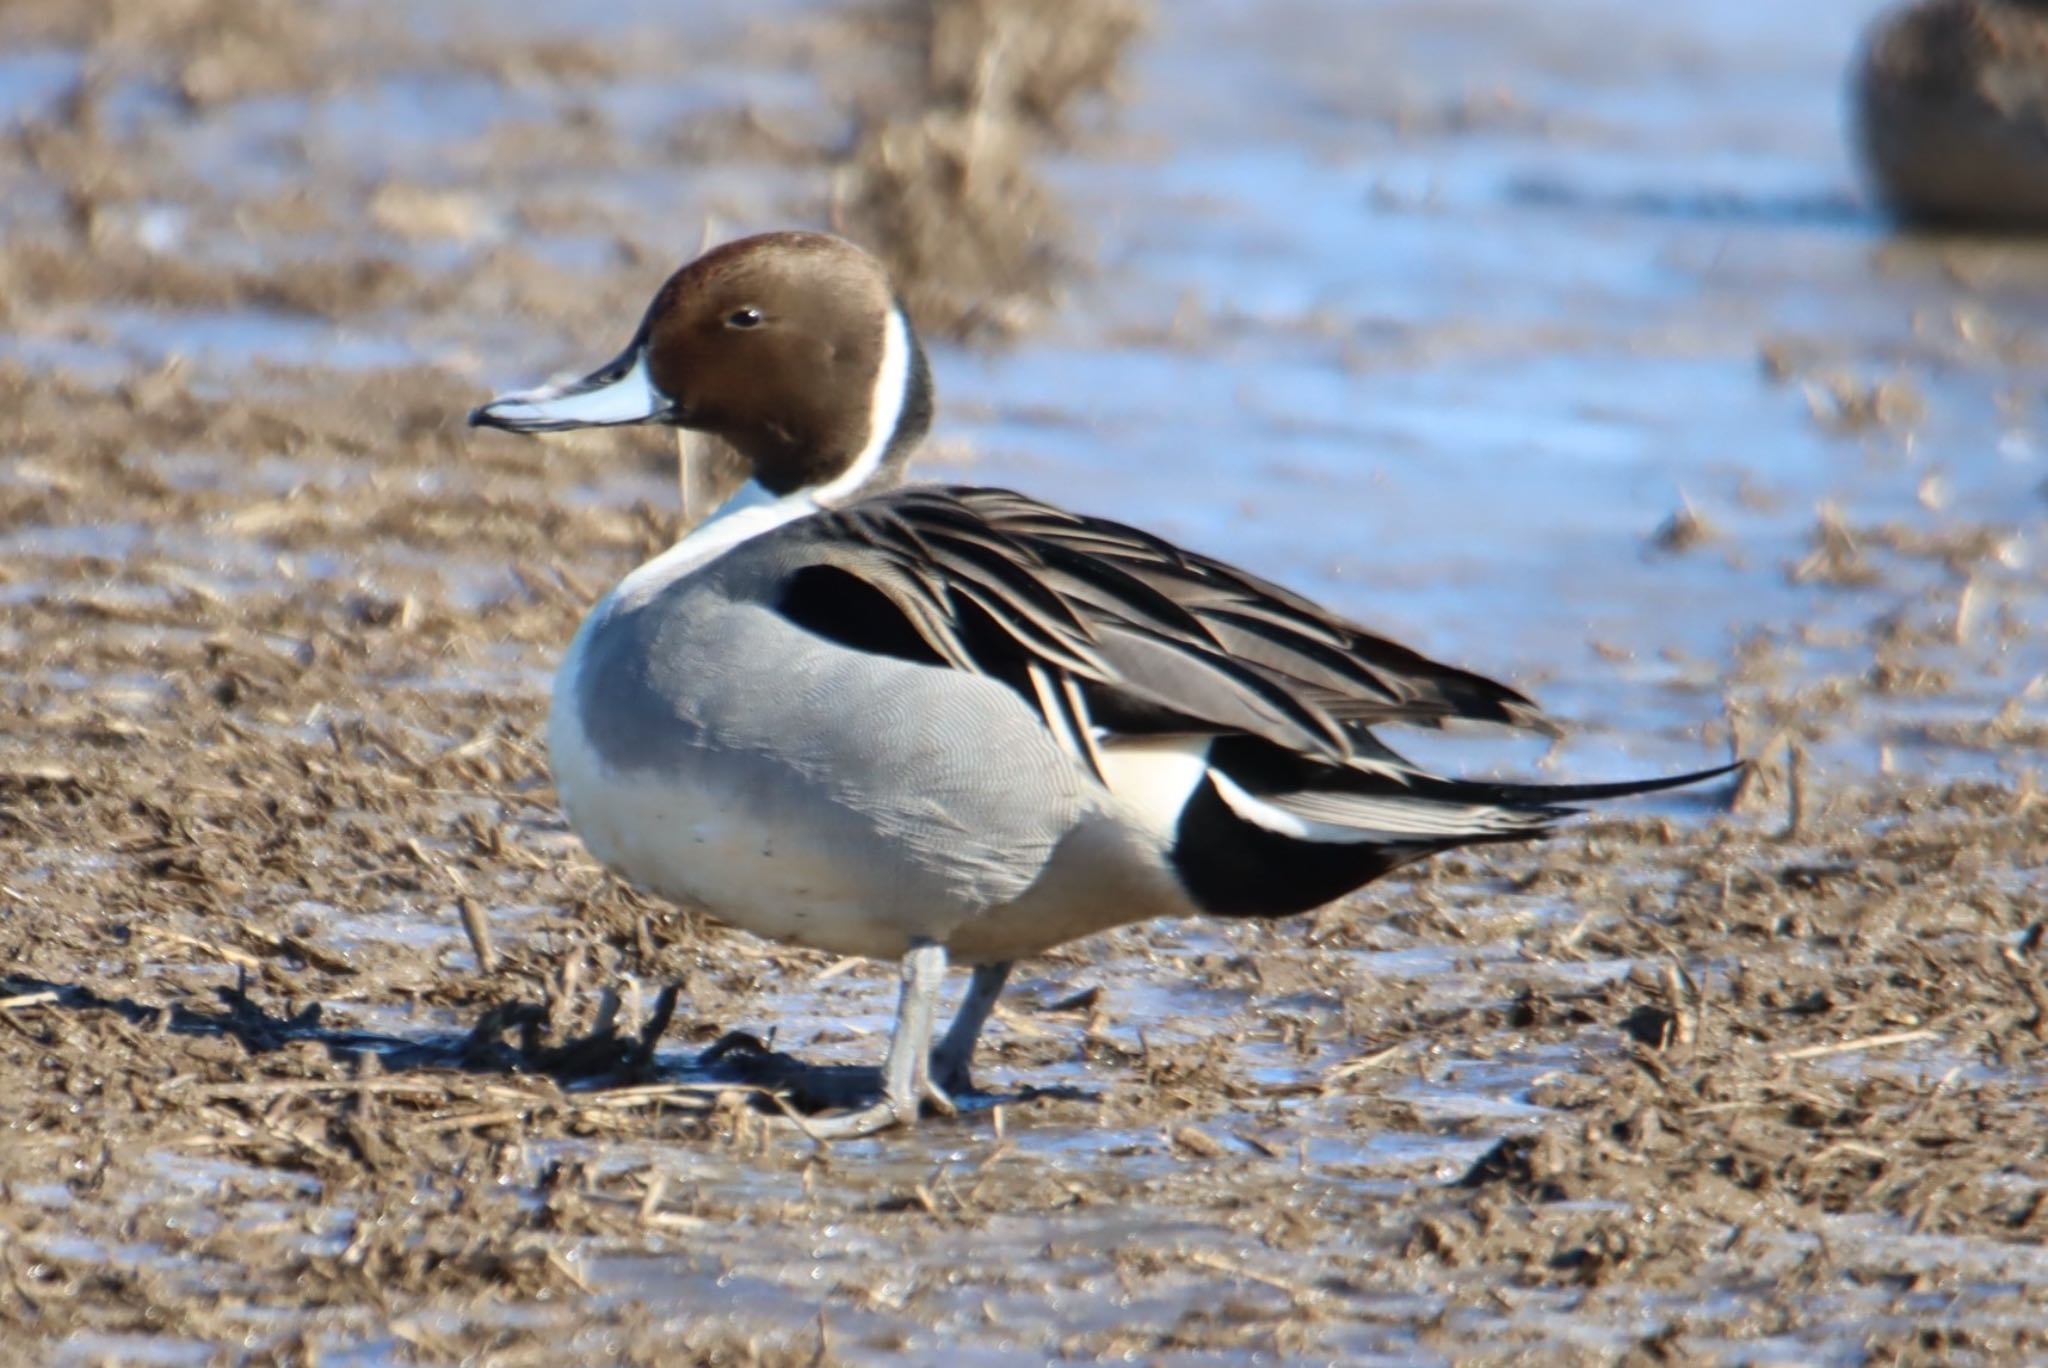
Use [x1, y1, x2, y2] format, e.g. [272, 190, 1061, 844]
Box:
[614, 480, 813, 603]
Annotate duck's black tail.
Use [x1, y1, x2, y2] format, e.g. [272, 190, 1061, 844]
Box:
[1168, 745, 1743, 919]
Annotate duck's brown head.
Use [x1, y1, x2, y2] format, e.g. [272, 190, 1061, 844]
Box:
[471, 231, 932, 517]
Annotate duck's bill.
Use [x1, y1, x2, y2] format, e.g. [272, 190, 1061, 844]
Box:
[468, 344, 672, 433]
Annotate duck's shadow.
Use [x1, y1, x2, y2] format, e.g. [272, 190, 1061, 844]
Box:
[1, 973, 1088, 1123]
[693, 1028, 1090, 1117]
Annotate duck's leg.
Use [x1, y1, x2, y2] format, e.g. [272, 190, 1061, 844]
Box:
[801, 941, 952, 1139]
[931, 960, 1012, 1095]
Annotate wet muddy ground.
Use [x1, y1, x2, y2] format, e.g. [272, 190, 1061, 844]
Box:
[2, 0, 2046, 1362]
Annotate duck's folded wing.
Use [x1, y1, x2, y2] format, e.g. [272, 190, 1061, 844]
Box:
[962, 488, 1558, 735]
[768, 485, 1556, 776]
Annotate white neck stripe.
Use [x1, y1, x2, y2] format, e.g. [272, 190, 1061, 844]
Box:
[812, 304, 911, 507]
[613, 479, 801, 603]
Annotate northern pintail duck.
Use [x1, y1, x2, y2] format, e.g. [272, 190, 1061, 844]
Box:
[1855, 0, 2048, 228]
[471, 231, 1734, 1137]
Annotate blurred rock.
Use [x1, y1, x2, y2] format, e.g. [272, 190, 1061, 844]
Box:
[1854, 0, 2048, 228]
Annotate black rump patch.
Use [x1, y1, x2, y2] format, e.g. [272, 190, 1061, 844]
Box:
[1169, 772, 1436, 919]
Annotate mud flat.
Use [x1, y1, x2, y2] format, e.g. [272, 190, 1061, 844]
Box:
[1, 0, 2045, 1362]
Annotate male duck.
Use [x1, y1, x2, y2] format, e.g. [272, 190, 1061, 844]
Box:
[472, 231, 1732, 1137]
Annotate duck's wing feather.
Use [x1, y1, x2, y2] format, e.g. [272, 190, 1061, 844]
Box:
[767, 485, 1557, 776]
[757, 484, 1741, 922]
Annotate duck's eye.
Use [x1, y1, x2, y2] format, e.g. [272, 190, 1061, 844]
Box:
[725, 307, 764, 330]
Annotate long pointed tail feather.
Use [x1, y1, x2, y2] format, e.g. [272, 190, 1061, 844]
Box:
[1444, 758, 1745, 809]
